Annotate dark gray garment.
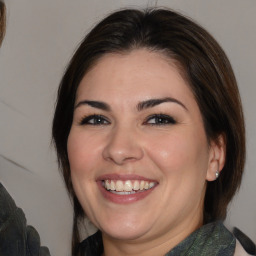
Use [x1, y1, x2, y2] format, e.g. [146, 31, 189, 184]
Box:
[0, 183, 51, 256]
[79, 222, 236, 256]
[165, 221, 236, 256]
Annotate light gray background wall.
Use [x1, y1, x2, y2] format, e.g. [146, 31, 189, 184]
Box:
[0, 0, 255, 255]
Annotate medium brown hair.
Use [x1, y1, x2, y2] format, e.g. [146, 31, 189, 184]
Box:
[52, 8, 245, 255]
[0, 1, 6, 46]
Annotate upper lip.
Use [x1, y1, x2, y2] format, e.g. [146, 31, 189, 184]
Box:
[96, 173, 157, 182]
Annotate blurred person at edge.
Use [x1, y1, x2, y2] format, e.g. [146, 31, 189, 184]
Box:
[0, 1, 51, 255]
[52, 7, 255, 256]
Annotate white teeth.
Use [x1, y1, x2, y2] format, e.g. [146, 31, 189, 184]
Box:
[124, 180, 133, 191]
[105, 180, 111, 190]
[111, 190, 136, 195]
[140, 180, 145, 190]
[103, 179, 156, 192]
[149, 182, 155, 188]
[110, 180, 115, 191]
[116, 180, 123, 192]
[133, 180, 140, 191]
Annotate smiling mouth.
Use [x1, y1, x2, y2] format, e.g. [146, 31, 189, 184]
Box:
[102, 180, 157, 195]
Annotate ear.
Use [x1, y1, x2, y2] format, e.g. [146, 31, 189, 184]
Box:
[206, 134, 226, 181]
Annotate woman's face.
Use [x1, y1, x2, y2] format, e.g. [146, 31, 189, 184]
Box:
[68, 49, 218, 244]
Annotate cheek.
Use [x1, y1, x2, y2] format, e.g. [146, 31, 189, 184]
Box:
[67, 130, 101, 219]
[67, 129, 98, 177]
[146, 129, 209, 177]
[145, 130, 209, 220]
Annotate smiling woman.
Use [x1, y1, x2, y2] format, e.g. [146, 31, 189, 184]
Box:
[52, 8, 250, 256]
[68, 49, 216, 248]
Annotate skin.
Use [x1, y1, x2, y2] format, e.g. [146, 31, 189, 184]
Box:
[67, 49, 225, 256]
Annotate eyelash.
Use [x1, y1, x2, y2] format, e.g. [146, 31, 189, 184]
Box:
[79, 114, 176, 126]
[144, 114, 176, 125]
[79, 114, 110, 126]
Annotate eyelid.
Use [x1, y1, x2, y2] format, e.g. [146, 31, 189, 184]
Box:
[77, 113, 176, 126]
[79, 114, 110, 125]
[143, 114, 176, 125]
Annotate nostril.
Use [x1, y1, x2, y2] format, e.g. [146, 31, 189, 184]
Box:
[102, 136, 144, 165]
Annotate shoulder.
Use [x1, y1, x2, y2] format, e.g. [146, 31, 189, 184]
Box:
[233, 227, 256, 255]
[79, 230, 103, 256]
[234, 240, 253, 256]
[0, 182, 51, 256]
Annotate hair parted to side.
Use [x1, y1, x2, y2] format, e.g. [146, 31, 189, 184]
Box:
[0, 1, 6, 46]
[52, 8, 245, 255]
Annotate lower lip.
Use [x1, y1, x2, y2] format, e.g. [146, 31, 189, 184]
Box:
[97, 181, 157, 204]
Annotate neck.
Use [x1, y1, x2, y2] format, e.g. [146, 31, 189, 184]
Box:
[102, 212, 203, 256]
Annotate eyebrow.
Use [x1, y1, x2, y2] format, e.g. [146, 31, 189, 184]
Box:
[137, 97, 188, 111]
[74, 97, 187, 112]
[75, 100, 111, 111]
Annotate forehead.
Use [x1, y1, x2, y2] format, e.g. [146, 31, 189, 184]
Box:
[76, 49, 194, 104]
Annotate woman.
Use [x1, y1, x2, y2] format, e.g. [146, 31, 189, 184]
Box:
[52, 8, 251, 256]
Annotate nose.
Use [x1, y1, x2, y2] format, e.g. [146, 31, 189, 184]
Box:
[102, 125, 144, 165]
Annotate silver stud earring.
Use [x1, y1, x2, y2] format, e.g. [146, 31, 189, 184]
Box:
[215, 171, 219, 180]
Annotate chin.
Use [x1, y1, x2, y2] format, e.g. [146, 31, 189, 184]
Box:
[97, 214, 153, 241]
[102, 227, 150, 241]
